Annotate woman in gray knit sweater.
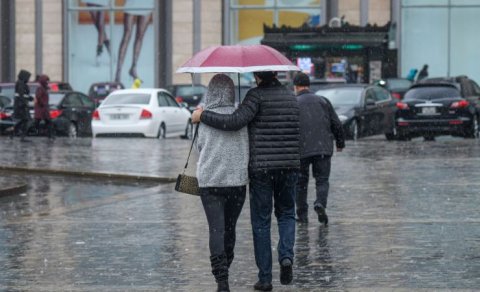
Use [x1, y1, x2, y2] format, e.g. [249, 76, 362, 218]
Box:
[195, 74, 249, 292]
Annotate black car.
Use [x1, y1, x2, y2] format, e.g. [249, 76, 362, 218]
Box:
[0, 95, 14, 134]
[88, 82, 124, 106]
[375, 78, 412, 100]
[166, 84, 207, 111]
[419, 75, 480, 111]
[0, 91, 95, 138]
[395, 83, 479, 140]
[315, 84, 397, 140]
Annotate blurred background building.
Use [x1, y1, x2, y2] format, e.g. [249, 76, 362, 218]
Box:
[0, 0, 479, 92]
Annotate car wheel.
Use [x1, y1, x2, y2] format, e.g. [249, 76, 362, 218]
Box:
[68, 122, 77, 138]
[183, 120, 193, 140]
[466, 116, 479, 139]
[349, 119, 359, 141]
[157, 123, 166, 139]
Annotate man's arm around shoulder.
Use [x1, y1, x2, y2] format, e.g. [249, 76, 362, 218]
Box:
[193, 91, 261, 131]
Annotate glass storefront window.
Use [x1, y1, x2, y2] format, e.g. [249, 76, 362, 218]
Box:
[67, 0, 154, 93]
[450, 7, 480, 82]
[228, 0, 321, 44]
[402, 0, 448, 6]
[450, 0, 480, 5]
[230, 0, 321, 7]
[401, 7, 448, 78]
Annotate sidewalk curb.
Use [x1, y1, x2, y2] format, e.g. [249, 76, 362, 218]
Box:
[0, 166, 177, 183]
[0, 183, 28, 197]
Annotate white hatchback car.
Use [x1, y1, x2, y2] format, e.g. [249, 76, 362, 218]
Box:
[92, 89, 192, 138]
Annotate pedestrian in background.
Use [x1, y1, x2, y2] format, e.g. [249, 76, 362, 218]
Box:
[195, 74, 249, 292]
[417, 64, 429, 82]
[293, 72, 345, 225]
[34, 74, 55, 140]
[12, 69, 33, 142]
[192, 71, 299, 291]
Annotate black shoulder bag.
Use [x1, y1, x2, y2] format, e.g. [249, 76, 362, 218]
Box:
[175, 124, 200, 196]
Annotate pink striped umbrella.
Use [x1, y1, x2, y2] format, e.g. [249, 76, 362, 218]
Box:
[176, 45, 299, 73]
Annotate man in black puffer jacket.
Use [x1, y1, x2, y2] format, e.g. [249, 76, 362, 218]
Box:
[293, 72, 345, 225]
[192, 71, 299, 291]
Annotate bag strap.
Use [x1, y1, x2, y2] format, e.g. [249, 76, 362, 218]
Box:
[183, 123, 200, 172]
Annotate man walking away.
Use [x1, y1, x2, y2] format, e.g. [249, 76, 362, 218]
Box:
[293, 72, 345, 225]
[192, 71, 300, 291]
[12, 69, 33, 142]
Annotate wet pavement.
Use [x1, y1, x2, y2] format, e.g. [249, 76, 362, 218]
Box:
[0, 136, 479, 291]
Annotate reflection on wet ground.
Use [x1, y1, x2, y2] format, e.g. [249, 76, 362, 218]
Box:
[0, 136, 479, 290]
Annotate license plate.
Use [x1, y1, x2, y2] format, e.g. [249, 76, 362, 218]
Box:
[110, 113, 129, 120]
[421, 107, 437, 115]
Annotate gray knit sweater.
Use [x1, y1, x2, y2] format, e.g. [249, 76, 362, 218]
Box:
[195, 74, 249, 188]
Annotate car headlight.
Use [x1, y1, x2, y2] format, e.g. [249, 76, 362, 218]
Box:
[338, 115, 348, 123]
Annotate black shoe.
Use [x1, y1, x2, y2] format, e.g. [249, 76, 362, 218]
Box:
[280, 258, 293, 285]
[315, 205, 328, 225]
[20, 138, 32, 142]
[296, 216, 308, 224]
[217, 280, 230, 292]
[253, 281, 272, 291]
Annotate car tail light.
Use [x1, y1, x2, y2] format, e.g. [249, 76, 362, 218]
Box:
[0, 112, 10, 119]
[140, 109, 152, 119]
[49, 109, 62, 119]
[398, 121, 410, 126]
[92, 110, 100, 120]
[50, 84, 59, 91]
[396, 102, 409, 110]
[449, 120, 463, 125]
[175, 96, 184, 103]
[392, 92, 402, 100]
[450, 100, 469, 109]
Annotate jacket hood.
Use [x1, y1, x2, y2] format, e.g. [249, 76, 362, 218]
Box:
[38, 74, 49, 88]
[204, 74, 235, 109]
[18, 70, 31, 83]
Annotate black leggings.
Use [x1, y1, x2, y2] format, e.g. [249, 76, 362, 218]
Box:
[200, 186, 246, 259]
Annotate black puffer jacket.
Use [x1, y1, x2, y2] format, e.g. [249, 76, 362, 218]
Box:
[201, 78, 300, 171]
[296, 89, 345, 158]
[13, 69, 32, 120]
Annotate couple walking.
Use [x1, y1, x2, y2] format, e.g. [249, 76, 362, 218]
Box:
[191, 71, 344, 291]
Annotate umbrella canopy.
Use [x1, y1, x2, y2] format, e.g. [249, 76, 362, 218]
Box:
[176, 45, 300, 73]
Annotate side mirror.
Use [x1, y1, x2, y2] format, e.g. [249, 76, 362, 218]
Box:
[180, 102, 189, 108]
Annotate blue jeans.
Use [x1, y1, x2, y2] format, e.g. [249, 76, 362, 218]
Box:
[249, 169, 298, 283]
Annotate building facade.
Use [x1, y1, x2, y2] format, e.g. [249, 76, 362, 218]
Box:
[1, 0, 479, 92]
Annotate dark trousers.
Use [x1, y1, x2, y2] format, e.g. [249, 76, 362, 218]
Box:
[296, 155, 331, 219]
[200, 186, 246, 281]
[12, 118, 30, 139]
[35, 119, 55, 138]
[249, 169, 297, 283]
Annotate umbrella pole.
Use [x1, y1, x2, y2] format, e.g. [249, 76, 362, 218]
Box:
[237, 73, 241, 105]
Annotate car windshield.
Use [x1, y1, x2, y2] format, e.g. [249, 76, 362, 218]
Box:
[404, 87, 461, 100]
[387, 79, 412, 91]
[0, 96, 12, 107]
[0, 87, 15, 99]
[49, 93, 66, 105]
[176, 86, 206, 96]
[102, 93, 151, 105]
[315, 88, 363, 105]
